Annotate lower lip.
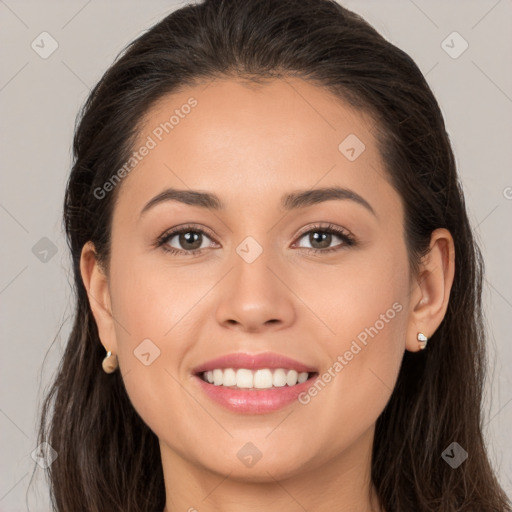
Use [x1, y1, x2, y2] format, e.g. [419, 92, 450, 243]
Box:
[193, 373, 318, 414]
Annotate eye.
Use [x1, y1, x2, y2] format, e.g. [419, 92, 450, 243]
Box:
[156, 224, 217, 256]
[293, 223, 356, 253]
[155, 222, 356, 257]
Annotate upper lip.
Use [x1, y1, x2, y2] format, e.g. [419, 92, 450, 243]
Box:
[192, 352, 318, 374]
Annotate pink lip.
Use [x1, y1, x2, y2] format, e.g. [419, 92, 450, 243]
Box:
[191, 352, 319, 414]
[193, 373, 319, 414]
[192, 352, 317, 374]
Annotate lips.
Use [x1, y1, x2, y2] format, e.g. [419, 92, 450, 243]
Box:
[191, 352, 318, 374]
[191, 352, 319, 414]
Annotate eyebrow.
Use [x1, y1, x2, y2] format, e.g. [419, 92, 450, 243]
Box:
[139, 186, 376, 217]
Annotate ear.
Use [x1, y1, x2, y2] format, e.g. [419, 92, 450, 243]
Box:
[405, 228, 455, 352]
[80, 241, 118, 354]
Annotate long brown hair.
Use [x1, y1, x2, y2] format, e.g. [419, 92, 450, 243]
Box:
[35, 0, 511, 510]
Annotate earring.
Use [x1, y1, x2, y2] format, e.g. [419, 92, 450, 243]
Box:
[417, 332, 428, 350]
[102, 350, 118, 373]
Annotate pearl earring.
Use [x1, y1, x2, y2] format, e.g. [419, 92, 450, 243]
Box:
[102, 350, 118, 373]
[417, 332, 428, 350]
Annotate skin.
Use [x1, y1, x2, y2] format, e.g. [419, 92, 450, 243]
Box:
[80, 77, 455, 512]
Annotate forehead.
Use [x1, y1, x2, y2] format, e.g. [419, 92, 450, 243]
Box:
[113, 77, 394, 219]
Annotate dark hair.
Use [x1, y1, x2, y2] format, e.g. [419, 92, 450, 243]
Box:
[36, 0, 511, 510]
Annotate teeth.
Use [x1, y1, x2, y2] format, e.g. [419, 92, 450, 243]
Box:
[272, 369, 287, 387]
[202, 368, 310, 388]
[222, 368, 237, 386]
[286, 370, 298, 386]
[237, 369, 253, 388]
[298, 372, 308, 384]
[254, 369, 273, 389]
[213, 369, 223, 386]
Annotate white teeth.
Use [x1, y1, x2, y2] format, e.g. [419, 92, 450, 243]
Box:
[298, 372, 308, 384]
[213, 369, 223, 386]
[286, 369, 298, 386]
[236, 369, 253, 388]
[223, 368, 237, 386]
[272, 369, 287, 387]
[254, 369, 273, 389]
[202, 368, 311, 388]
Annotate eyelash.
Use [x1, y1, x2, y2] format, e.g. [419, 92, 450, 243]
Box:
[155, 223, 356, 256]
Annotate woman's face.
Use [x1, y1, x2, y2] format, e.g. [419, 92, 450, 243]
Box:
[91, 78, 416, 481]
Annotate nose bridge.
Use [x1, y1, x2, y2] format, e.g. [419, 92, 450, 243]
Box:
[234, 237, 274, 293]
[215, 233, 296, 331]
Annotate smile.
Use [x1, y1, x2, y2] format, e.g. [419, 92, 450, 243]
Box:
[200, 368, 313, 389]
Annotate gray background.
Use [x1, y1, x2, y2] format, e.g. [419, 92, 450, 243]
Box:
[1, 0, 511, 510]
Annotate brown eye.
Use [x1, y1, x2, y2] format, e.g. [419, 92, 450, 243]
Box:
[295, 225, 355, 253]
[175, 231, 203, 250]
[307, 231, 334, 250]
[157, 225, 217, 255]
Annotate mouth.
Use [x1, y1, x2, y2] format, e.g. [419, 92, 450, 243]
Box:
[191, 352, 319, 414]
[196, 368, 318, 390]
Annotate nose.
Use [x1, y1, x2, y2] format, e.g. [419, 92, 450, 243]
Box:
[215, 247, 296, 333]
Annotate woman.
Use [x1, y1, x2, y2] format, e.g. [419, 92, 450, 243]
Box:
[37, 0, 511, 510]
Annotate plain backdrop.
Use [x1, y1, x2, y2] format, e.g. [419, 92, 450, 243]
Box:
[0, 0, 511, 510]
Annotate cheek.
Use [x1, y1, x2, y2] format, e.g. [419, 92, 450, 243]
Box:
[306, 234, 409, 350]
[108, 244, 207, 346]
[105, 246, 183, 398]
[297, 243, 409, 444]
[106, 245, 224, 429]
[293, 311, 406, 464]
[106, 258, 200, 447]
[328, 241, 408, 380]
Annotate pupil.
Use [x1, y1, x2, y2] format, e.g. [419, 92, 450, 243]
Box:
[180, 231, 202, 250]
[311, 231, 331, 249]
